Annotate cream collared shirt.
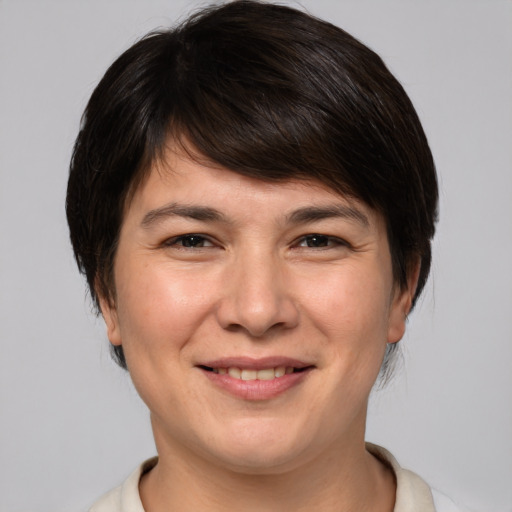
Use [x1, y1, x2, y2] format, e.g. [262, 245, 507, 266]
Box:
[89, 444, 470, 512]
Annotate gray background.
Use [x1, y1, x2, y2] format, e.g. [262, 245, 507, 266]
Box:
[1, 1, 511, 511]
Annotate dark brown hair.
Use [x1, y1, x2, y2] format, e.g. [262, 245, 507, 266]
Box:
[67, 0, 438, 370]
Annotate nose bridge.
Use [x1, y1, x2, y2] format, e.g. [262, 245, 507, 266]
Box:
[217, 244, 298, 337]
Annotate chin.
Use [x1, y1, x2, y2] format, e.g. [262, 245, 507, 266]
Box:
[212, 446, 306, 476]
[200, 419, 312, 475]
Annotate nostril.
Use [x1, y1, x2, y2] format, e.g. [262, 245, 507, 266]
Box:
[224, 323, 245, 334]
[215, 286, 300, 337]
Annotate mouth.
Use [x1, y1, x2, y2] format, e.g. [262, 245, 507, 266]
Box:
[198, 365, 312, 381]
[196, 357, 315, 400]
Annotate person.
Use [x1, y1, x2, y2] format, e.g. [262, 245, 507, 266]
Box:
[66, 1, 467, 510]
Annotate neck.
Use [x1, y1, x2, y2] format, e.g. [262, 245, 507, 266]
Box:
[140, 418, 395, 512]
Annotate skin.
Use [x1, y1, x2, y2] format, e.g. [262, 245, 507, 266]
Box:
[100, 147, 418, 512]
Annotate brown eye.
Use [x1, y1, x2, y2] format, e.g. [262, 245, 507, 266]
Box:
[295, 234, 349, 249]
[166, 234, 214, 248]
[303, 234, 330, 247]
[298, 234, 336, 248]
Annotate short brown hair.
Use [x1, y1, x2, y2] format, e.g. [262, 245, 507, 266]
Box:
[67, 0, 438, 370]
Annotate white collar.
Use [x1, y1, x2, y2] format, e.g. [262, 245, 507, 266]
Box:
[90, 444, 436, 512]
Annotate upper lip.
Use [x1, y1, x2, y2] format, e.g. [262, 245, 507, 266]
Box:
[197, 356, 313, 370]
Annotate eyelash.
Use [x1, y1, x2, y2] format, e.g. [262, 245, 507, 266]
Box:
[162, 233, 349, 250]
[294, 234, 349, 249]
[163, 234, 215, 249]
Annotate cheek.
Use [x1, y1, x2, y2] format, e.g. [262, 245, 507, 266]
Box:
[300, 263, 391, 338]
[114, 262, 219, 355]
[113, 263, 222, 413]
[297, 263, 392, 384]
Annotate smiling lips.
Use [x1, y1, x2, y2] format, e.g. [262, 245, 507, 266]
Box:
[205, 366, 295, 380]
[198, 358, 314, 400]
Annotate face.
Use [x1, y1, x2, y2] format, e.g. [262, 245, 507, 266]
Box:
[101, 148, 415, 474]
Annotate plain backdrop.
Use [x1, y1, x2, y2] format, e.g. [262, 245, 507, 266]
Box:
[1, 1, 511, 511]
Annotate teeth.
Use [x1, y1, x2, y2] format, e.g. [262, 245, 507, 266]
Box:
[216, 366, 297, 380]
[274, 366, 285, 378]
[257, 368, 275, 380]
[241, 369, 257, 380]
[228, 367, 241, 379]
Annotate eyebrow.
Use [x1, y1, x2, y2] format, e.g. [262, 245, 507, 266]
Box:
[141, 203, 228, 228]
[286, 205, 370, 228]
[140, 202, 370, 230]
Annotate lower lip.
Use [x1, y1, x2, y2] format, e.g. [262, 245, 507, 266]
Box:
[199, 368, 313, 401]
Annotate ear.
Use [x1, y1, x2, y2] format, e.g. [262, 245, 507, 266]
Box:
[387, 259, 421, 344]
[96, 281, 122, 346]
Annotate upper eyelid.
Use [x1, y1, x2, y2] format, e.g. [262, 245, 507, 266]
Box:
[296, 234, 348, 243]
[291, 234, 351, 249]
[160, 232, 350, 248]
[163, 233, 217, 247]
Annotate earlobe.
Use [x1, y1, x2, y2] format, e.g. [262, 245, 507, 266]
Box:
[98, 294, 122, 347]
[387, 260, 421, 344]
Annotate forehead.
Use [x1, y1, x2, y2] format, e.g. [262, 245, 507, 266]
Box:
[124, 148, 381, 232]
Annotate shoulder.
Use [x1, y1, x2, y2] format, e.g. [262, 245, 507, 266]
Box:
[366, 443, 471, 512]
[88, 457, 158, 512]
[89, 485, 122, 512]
[432, 489, 474, 512]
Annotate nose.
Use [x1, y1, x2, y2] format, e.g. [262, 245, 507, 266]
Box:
[215, 250, 300, 338]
